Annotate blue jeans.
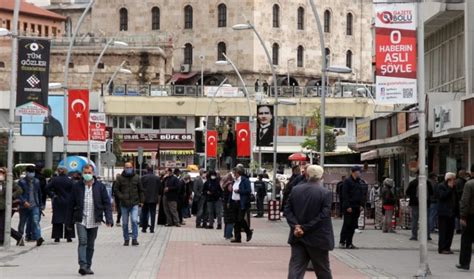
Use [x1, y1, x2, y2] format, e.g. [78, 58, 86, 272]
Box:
[429, 203, 438, 232]
[18, 207, 41, 240]
[121, 205, 139, 241]
[224, 223, 234, 239]
[76, 224, 98, 269]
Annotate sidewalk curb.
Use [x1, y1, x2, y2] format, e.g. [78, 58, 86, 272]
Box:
[331, 249, 396, 278]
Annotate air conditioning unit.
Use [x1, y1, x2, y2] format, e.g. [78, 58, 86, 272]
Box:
[180, 64, 191, 73]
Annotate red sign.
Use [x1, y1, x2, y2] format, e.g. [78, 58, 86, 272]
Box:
[236, 122, 250, 157]
[68, 89, 89, 141]
[89, 113, 106, 141]
[206, 130, 217, 158]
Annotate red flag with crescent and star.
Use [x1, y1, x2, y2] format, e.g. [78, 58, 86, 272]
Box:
[206, 130, 217, 158]
[236, 122, 251, 157]
[68, 89, 89, 141]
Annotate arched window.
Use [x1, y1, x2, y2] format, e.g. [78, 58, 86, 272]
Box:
[184, 5, 193, 29]
[346, 50, 353, 69]
[184, 43, 193, 64]
[325, 48, 330, 66]
[324, 10, 331, 33]
[346, 13, 353, 35]
[297, 46, 304, 67]
[297, 7, 304, 30]
[273, 4, 280, 28]
[119, 8, 128, 31]
[272, 43, 279, 65]
[152, 7, 160, 30]
[218, 4, 227, 27]
[217, 42, 226, 61]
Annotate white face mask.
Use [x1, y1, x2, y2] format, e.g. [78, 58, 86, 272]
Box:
[211, 176, 216, 180]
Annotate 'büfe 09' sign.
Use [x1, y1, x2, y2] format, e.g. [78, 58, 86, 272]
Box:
[375, 3, 417, 104]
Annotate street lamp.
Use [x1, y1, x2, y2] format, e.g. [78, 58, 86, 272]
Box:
[287, 58, 295, 86]
[232, 22, 279, 200]
[0, 27, 11, 37]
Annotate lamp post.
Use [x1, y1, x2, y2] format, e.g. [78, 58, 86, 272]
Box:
[215, 53, 254, 164]
[287, 58, 295, 87]
[233, 22, 279, 200]
[200, 54, 205, 97]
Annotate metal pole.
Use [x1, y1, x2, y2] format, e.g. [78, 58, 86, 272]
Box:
[200, 55, 204, 97]
[308, 0, 327, 168]
[3, 0, 20, 249]
[416, 1, 430, 277]
[204, 78, 228, 170]
[248, 22, 278, 200]
[45, 137, 53, 169]
[63, 0, 96, 166]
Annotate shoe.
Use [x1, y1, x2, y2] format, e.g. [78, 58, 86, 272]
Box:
[346, 244, 358, 249]
[78, 267, 87, 276]
[439, 250, 453, 255]
[338, 243, 346, 249]
[16, 238, 25, 246]
[54, 238, 60, 243]
[165, 224, 172, 227]
[246, 229, 253, 242]
[141, 229, 147, 233]
[216, 224, 222, 230]
[132, 239, 139, 246]
[456, 264, 469, 270]
[206, 226, 213, 229]
[428, 237, 432, 241]
[180, 222, 186, 225]
[67, 238, 72, 243]
[150, 229, 155, 233]
[175, 224, 181, 227]
[230, 239, 242, 243]
[123, 240, 130, 246]
[36, 237, 44, 247]
[409, 237, 417, 241]
[85, 268, 94, 275]
[196, 224, 202, 228]
[116, 223, 121, 227]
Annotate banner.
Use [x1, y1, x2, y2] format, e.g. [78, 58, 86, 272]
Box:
[236, 122, 250, 157]
[16, 38, 51, 116]
[21, 95, 64, 136]
[375, 3, 417, 104]
[256, 104, 274, 147]
[206, 130, 217, 158]
[68, 89, 89, 141]
[90, 112, 106, 152]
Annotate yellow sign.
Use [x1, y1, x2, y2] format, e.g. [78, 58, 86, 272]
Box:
[357, 121, 370, 143]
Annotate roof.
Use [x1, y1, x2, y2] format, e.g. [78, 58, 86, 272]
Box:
[0, 0, 67, 21]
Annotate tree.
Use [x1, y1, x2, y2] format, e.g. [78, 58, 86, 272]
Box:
[301, 110, 336, 153]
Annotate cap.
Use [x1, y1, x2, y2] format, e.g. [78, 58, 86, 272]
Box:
[306, 165, 324, 179]
[351, 166, 362, 172]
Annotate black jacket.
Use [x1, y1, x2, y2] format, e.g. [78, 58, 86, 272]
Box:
[65, 180, 113, 226]
[406, 178, 433, 207]
[342, 176, 365, 210]
[203, 179, 223, 201]
[437, 182, 458, 218]
[114, 172, 144, 207]
[381, 186, 396, 206]
[285, 182, 334, 251]
[141, 173, 162, 204]
[164, 175, 180, 201]
[256, 123, 274, 147]
[45, 174, 74, 224]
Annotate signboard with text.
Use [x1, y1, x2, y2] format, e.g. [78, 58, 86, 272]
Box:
[118, 133, 193, 141]
[375, 3, 417, 104]
[89, 112, 106, 152]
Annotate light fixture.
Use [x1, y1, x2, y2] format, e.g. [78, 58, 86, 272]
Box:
[232, 23, 252, 30]
[278, 99, 297, 106]
[0, 28, 11, 37]
[48, 82, 63, 89]
[326, 66, 352, 74]
[119, 68, 132, 74]
[112, 40, 128, 47]
[215, 60, 230, 66]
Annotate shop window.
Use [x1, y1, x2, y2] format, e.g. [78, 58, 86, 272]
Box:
[160, 116, 186, 129]
[142, 116, 153, 129]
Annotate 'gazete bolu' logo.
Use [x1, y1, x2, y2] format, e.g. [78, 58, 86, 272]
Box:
[377, 10, 413, 24]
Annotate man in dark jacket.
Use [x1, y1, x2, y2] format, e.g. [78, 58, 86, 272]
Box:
[65, 164, 113, 276]
[193, 169, 207, 228]
[285, 165, 334, 279]
[0, 167, 24, 246]
[437, 172, 458, 254]
[204, 170, 223, 229]
[455, 168, 468, 234]
[339, 166, 364, 249]
[140, 167, 161, 233]
[282, 166, 301, 213]
[45, 166, 75, 242]
[114, 162, 144, 246]
[406, 173, 433, 240]
[254, 174, 266, 218]
[336, 176, 346, 218]
[457, 164, 474, 270]
[163, 168, 180, 227]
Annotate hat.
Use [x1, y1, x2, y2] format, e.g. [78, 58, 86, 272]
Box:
[351, 166, 362, 172]
[383, 178, 394, 187]
[306, 165, 324, 179]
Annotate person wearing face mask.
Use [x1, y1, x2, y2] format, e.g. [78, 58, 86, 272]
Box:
[203, 170, 223, 229]
[162, 168, 181, 227]
[0, 167, 25, 246]
[65, 164, 113, 276]
[114, 162, 144, 246]
[193, 169, 207, 228]
[17, 166, 44, 246]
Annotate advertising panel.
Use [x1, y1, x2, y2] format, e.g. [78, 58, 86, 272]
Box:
[21, 95, 64, 136]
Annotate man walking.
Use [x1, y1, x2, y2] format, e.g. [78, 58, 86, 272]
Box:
[66, 164, 113, 276]
[253, 174, 266, 218]
[114, 162, 144, 246]
[339, 166, 364, 249]
[203, 170, 223, 229]
[193, 169, 207, 228]
[285, 165, 334, 279]
[406, 171, 433, 241]
[457, 164, 474, 270]
[140, 167, 161, 233]
[163, 168, 180, 227]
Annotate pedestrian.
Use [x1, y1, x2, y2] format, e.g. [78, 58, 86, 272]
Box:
[180, 174, 193, 219]
[112, 173, 122, 226]
[221, 173, 235, 239]
[203, 170, 223, 229]
[336, 176, 346, 218]
[457, 164, 474, 270]
[17, 165, 44, 246]
[114, 162, 144, 246]
[368, 183, 380, 220]
[282, 166, 301, 212]
[0, 167, 25, 246]
[263, 81, 269, 95]
[253, 174, 266, 218]
[176, 173, 187, 225]
[140, 167, 161, 233]
[405, 171, 433, 241]
[381, 178, 396, 233]
[230, 166, 253, 243]
[45, 166, 75, 242]
[428, 172, 439, 233]
[193, 169, 207, 228]
[285, 165, 334, 279]
[456, 168, 468, 234]
[65, 164, 113, 276]
[437, 172, 458, 254]
[255, 79, 260, 92]
[157, 170, 167, 226]
[163, 168, 181, 227]
[34, 162, 47, 212]
[339, 166, 364, 249]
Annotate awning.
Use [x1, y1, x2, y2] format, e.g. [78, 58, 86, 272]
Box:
[168, 72, 198, 84]
[361, 146, 407, 161]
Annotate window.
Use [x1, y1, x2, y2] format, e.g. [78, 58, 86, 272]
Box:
[160, 116, 186, 129]
[184, 5, 193, 29]
[119, 8, 128, 31]
[142, 116, 153, 129]
[218, 4, 227, 27]
[272, 43, 279, 65]
[52, 27, 57, 37]
[98, 63, 104, 69]
[184, 43, 193, 65]
[297, 46, 304, 67]
[346, 13, 353, 35]
[38, 24, 42, 36]
[152, 7, 160, 30]
[324, 10, 331, 33]
[346, 50, 352, 69]
[217, 42, 226, 61]
[31, 23, 35, 33]
[45, 26, 49, 37]
[6, 20, 10, 30]
[23, 22, 27, 32]
[297, 7, 304, 30]
[273, 4, 280, 28]
[0, 61, 5, 68]
[325, 118, 347, 128]
[325, 48, 330, 66]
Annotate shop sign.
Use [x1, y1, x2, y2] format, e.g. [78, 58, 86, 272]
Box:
[356, 121, 371, 143]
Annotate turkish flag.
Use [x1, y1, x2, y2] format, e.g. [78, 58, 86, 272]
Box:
[206, 130, 217, 158]
[68, 89, 89, 141]
[236, 122, 250, 157]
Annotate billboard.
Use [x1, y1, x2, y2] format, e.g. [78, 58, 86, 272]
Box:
[256, 104, 274, 147]
[21, 95, 64, 136]
[90, 112, 106, 152]
[375, 3, 417, 104]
